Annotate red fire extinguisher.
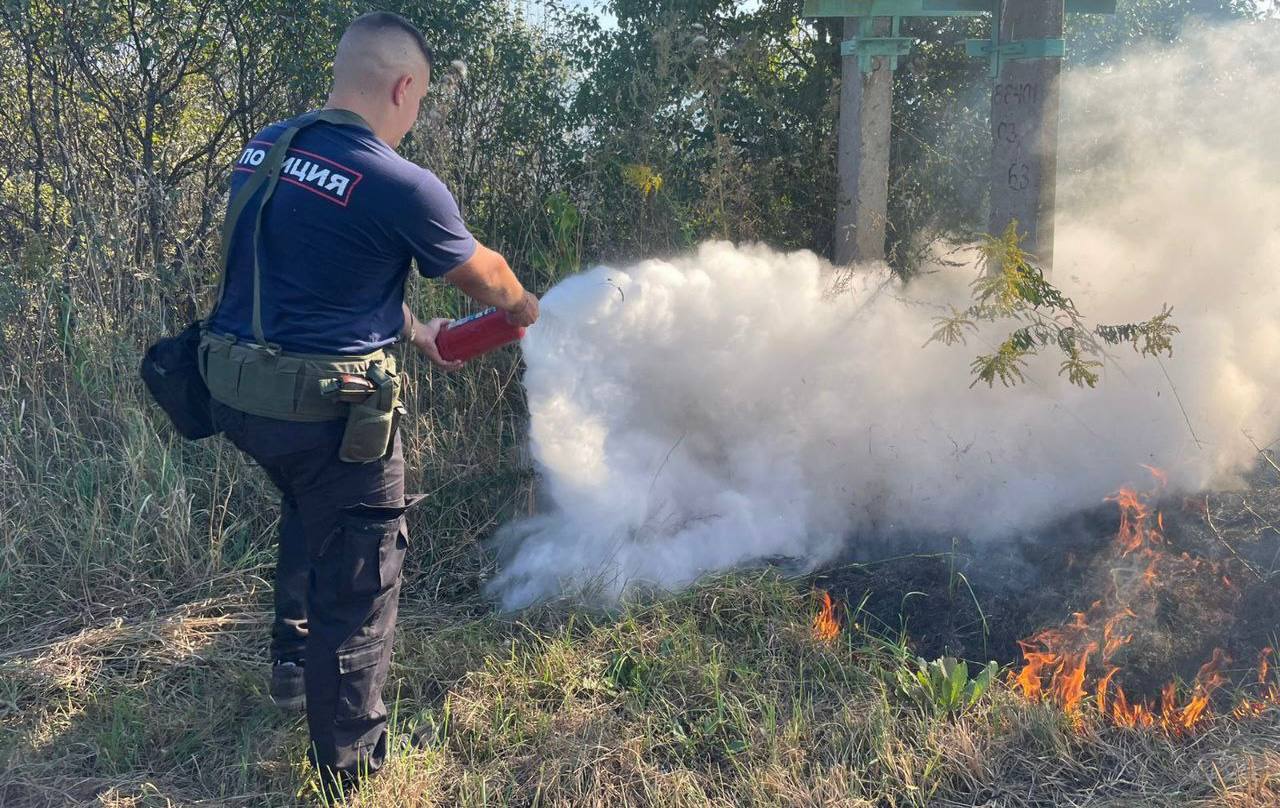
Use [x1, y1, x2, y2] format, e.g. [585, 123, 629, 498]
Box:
[435, 308, 527, 362]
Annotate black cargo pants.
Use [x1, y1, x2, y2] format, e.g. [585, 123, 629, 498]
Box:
[212, 400, 416, 790]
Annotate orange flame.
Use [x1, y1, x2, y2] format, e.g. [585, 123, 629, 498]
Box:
[1011, 469, 1271, 733]
[1141, 464, 1169, 489]
[812, 590, 840, 643]
[1232, 647, 1280, 719]
[1096, 665, 1120, 715]
[1104, 485, 1162, 555]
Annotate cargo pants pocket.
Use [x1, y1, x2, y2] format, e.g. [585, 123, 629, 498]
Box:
[330, 495, 424, 600]
[336, 637, 388, 721]
[336, 507, 407, 600]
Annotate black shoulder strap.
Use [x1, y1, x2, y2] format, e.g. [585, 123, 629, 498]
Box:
[203, 108, 373, 352]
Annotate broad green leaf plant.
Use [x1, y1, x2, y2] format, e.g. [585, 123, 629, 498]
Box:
[895, 656, 999, 718]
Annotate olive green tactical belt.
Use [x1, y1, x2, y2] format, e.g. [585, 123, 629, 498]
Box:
[198, 331, 398, 422]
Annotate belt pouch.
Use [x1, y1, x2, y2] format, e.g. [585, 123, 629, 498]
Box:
[339, 365, 402, 463]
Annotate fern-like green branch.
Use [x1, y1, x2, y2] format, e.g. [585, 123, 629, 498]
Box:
[928, 222, 1177, 389]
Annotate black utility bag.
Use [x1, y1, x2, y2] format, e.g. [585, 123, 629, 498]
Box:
[140, 322, 216, 439]
[139, 109, 369, 440]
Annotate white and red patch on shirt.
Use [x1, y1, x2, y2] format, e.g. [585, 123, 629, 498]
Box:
[234, 141, 364, 206]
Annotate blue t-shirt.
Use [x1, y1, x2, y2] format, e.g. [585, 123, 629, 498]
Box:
[209, 112, 476, 354]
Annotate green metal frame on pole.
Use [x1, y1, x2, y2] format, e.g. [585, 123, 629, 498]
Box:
[803, 0, 1113, 15]
[805, 0, 981, 15]
[841, 15, 914, 74]
[807, 0, 1110, 77]
[965, 33, 1066, 78]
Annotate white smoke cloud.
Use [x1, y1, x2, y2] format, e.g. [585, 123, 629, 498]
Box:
[487, 22, 1280, 609]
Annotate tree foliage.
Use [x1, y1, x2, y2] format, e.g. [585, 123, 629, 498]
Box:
[563, 0, 843, 260]
[0, 0, 577, 342]
[0, 0, 1253, 378]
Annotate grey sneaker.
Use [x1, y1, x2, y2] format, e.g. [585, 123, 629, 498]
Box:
[270, 661, 305, 711]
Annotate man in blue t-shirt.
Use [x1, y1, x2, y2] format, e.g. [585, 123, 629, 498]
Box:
[207, 11, 538, 796]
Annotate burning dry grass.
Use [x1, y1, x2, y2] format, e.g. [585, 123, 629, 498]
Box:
[812, 590, 841, 643]
[1010, 471, 1280, 735]
[3, 462, 1279, 807]
[2, 565, 1278, 806]
[328, 573, 1280, 807]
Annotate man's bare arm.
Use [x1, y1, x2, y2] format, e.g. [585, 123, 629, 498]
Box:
[443, 243, 539, 326]
[401, 242, 538, 370]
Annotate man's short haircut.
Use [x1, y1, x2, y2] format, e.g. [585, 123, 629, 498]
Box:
[345, 11, 434, 73]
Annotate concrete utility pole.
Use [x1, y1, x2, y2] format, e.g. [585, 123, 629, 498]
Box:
[987, 0, 1064, 268]
[809, 0, 1108, 268]
[835, 16, 893, 265]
